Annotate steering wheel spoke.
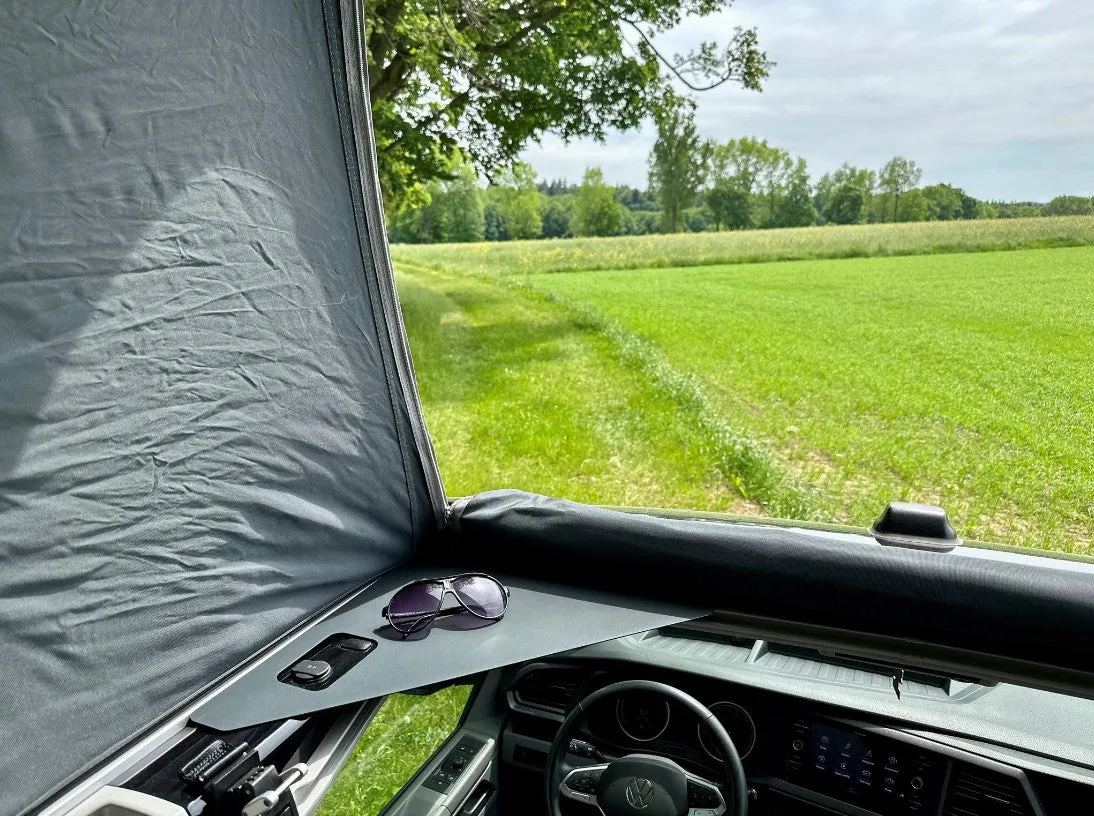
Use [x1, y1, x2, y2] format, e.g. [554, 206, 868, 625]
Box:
[561, 764, 609, 807]
[685, 773, 727, 816]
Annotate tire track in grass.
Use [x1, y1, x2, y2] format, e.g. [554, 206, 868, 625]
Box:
[395, 262, 773, 513]
[504, 276, 819, 521]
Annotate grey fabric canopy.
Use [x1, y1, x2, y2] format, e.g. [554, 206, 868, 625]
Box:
[0, 1, 438, 812]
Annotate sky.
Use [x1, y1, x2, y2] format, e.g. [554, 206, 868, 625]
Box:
[519, 0, 1094, 202]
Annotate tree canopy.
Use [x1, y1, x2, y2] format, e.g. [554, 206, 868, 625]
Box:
[366, 0, 772, 210]
[387, 141, 1082, 245]
[649, 95, 705, 233]
[491, 162, 543, 239]
[572, 167, 627, 236]
[707, 181, 752, 230]
[879, 157, 923, 222]
[1042, 195, 1094, 216]
[824, 183, 867, 225]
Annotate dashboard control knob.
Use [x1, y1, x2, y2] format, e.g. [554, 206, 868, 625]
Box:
[792, 739, 804, 752]
[910, 776, 924, 791]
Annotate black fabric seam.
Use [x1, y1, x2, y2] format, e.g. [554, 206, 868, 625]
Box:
[341, 0, 448, 530]
[321, 0, 420, 539]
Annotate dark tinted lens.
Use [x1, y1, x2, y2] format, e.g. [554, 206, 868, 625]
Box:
[388, 581, 443, 632]
[452, 575, 507, 618]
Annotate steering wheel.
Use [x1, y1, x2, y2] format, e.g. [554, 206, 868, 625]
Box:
[545, 679, 749, 816]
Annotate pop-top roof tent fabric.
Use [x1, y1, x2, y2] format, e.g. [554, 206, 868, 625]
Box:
[0, 1, 439, 812]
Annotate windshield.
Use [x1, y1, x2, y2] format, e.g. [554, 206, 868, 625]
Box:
[378, 1, 1092, 556]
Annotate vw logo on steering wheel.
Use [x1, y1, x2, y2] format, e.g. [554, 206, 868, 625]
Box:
[624, 777, 655, 809]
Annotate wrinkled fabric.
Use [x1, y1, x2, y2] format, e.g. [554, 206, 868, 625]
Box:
[0, 2, 430, 812]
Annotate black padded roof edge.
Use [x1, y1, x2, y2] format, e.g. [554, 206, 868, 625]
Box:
[452, 491, 1094, 691]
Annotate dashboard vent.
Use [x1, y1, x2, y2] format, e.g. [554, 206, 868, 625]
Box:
[944, 764, 1033, 816]
[513, 668, 583, 713]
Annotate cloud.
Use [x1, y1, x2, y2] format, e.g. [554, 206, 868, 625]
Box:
[520, 0, 1094, 200]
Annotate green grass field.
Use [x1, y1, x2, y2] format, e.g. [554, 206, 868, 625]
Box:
[393, 215, 1094, 275]
[528, 248, 1094, 550]
[393, 222, 1094, 552]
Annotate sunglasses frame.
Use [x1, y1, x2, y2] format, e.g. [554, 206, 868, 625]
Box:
[381, 572, 511, 638]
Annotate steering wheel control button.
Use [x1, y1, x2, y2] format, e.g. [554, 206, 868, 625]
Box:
[570, 771, 600, 793]
[289, 660, 331, 684]
[687, 781, 722, 809]
[561, 765, 606, 805]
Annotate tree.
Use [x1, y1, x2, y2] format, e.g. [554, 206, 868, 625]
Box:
[707, 181, 752, 230]
[960, 191, 980, 220]
[388, 204, 429, 243]
[626, 210, 662, 235]
[1042, 195, 1094, 216]
[976, 201, 999, 219]
[705, 136, 791, 226]
[773, 158, 816, 228]
[483, 201, 508, 241]
[366, 0, 772, 211]
[572, 167, 626, 237]
[895, 188, 929, 222]
[540, 195, 574, 238]
[815, 164, 875, 223]
[823, 183, 867, 225]
[433, 161, 486, 241]
[494, 162, 543, 239]
[878, 157, 922, 222]
[649, 96, 705, 233]
[707, 136, 766, 193]
[682, 206, 714, 232]
[399, 156, 486, 243]
[921, 183, 965, 221]
[994, 202, 1042, 218]
[757, 145, 793, 226]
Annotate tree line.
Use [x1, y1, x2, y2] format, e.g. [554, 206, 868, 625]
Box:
[389, 108, 1094, 244]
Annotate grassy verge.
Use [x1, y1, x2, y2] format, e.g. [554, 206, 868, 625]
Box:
[392, 215, 1094, 276]
[396, 262, 799, 513]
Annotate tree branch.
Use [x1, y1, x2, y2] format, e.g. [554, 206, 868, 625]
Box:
[622, 17, 741, 92]
[366, 0, 407, 73]
[414, 90, 471, 133]
[481, 3, 570, 56]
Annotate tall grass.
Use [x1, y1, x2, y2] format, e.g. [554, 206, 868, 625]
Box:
[392, 215, 1094, 275]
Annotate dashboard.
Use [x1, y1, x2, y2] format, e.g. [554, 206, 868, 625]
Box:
[498, 628, 1094, 816]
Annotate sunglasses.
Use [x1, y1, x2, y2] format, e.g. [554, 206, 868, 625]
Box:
[381, 573, 510, 638]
